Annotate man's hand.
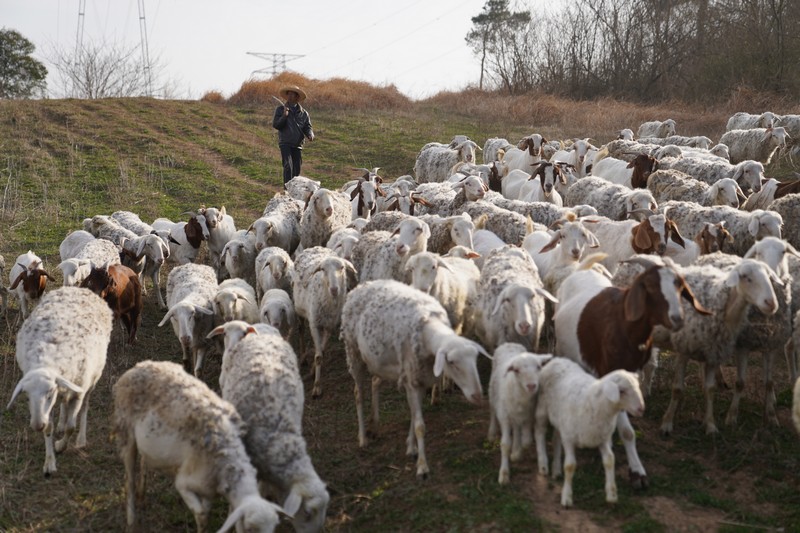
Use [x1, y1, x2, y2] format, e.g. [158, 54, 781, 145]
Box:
[307, 133, 315, 142]
[283, 106, 289, 117]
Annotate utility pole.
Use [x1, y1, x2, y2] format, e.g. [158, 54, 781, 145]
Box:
[247, 52, 305, 77]
[138, 0, 153, 97]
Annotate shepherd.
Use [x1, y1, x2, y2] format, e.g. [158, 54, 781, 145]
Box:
[272, 84, 315, 187]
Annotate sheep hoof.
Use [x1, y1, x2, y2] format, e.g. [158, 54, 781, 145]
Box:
[629, 471, 649, 490]
[416, 471, 429, 481]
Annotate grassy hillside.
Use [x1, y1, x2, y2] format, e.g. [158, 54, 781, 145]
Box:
[0, 94, 799, 532]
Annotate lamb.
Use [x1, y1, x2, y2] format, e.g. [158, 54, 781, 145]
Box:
[220, 230, 258, 287]
[657, 157, 765, 194]
[565, 175, 658, 221]
[636, 118, 677, 138]
[59, 230, 96, 262]
[259, 288, 297, 341]
[58, 238, 121, 288]
[216, 331, 329, 532]
[483, 137, 513, 164]
[80, 263, 143, 345]
[534, 357, 644, 508]
[326, 227, 360, 261]
[350, 217, 430, 283]
[414, 137, 480, 183]
[7, 286, 112, 475]
[341, 279, 487, 479]
[250, 193, 303, 255]
[8, 250, 54, 321]
[656, 259, 780, 435]
[446, 175, 490, 214]
[157, 263, 218, 376]
[659, 201, 782, 256]
[292, 246, 358, 397]
[404, 251, 480, 336]
[152, 213, 209, 266]
[554, 258, 709, 487]
[299, 188, 352, 251]
[285, 175, 321, 202]
[591, 153, 659, 189]
[213, 278, 259, 324]
[474, 246, 557, 351]
[199, 206, 238, 271]
[768, 193, 800, 249]
[646, 170, 745, 208]
[112, 360, 282, 532]
[617, 128, 635, 141]
[254, 246, 294, 302]
[719, 126, 789, 165]
[726, 111, 780, 131]
[487, 342, 552, 484]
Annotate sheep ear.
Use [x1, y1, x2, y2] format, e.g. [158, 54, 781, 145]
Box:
[747, 215, 761, 237]
[6, 378, 26, 410]
[422, 223, 431, 239]
[433, 348, 447, 377]
[624, 279, 647, 321]
[282, 488, 302, 518]
[538, 234, 561, 254]
[535, 287, 558, 304]
[158, 307, 175, 327]
[437, 258, 454, 272]
[602, 379, 620, 403]
[55, 376, 84, 395]
[206, 325, 226, 339]
[725, 269, 740, 287]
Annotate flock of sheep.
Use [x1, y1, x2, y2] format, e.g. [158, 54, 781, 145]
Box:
[5, 109, 800, 530]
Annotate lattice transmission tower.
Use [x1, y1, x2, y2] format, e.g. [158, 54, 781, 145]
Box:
[247, 52, 305, 77]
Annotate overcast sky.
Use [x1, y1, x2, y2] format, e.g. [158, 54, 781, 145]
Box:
[3, 0, 519, 100]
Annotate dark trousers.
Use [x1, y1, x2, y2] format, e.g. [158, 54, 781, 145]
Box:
[279, 144, 303, 184]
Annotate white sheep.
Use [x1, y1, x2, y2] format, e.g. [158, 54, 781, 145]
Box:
[656, 259, 780, 435]
[657, 157, 765, 194]
[460, 200, 529, 246]
[206, 322, 282, 385]
[217, 332, 329, 532]
[726, 111, 780, 131]
[285, 175, 321, 202]
[414, 137, 480, 183]
[220, 230, 258, 287]
[719, 126, 789, 165]
[293, 246, 357, 397]
[58, 239, 121, 288]
[638, 135, 712, 149]
[646, 170, 745, 208]
[341, 279, 487, 479]
[213, 278, 259, 324]
[326, 226, 361, 261]
[565, 175, 658, 221]
[483, 137, 513, 164]
[404, 251, 480, 336]
[251, 193, 304, 255]
[740, 178, 779, 212]
[636, 118, 677, 138]
[534, 357, 644, 508]
[254, 246, 294, 302]
[259, 288, 297, 341]
[487, 342, 552, 484]
[91, 214, 169, 280]
[298, 188, 352, 252]
[8, 250, 54, 321]
[351, 217, 430, 283]
[769, 193, 800, 252]
[112, 360, 282, 532]
[659, 200, 783, 256]
[200, 205, 238, 271]
[59, 230, 96, 262]
[7, 286, 112, 475]
[157, 263, 218, 376]
[475, 246, 557, 351]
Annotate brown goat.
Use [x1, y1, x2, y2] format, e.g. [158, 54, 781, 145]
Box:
[695, 221, 734, 254]
[183, 216, 206, 249]
[9, 261, 54, 319]
[629, 154, 659, 189]
[80, 264, 142, 345]
[773, 179, 800, 199]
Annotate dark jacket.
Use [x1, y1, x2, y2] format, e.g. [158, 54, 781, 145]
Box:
[272, 103, 313, 148]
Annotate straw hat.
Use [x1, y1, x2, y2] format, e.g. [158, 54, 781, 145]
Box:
[279, 85, 307, 103]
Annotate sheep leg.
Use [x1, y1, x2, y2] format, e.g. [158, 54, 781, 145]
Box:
[641, 347, 659, 398]
[534, 405, 549, 476]
[56, 402, 67, 434]
[43, 423, 57, 476]
[122, 438, 138, 528]
[487, 407, 498, 442]
[310, 325, 329, 398]
[725, 349, 749, 426]
[175, 473, 212, 533]
[551, 429, 563, 479]
[560, 440, 576, 508]
[785, 338, 798, 384]
[55, 395, 82, 453]
[74, 389, 95, 448]
[599, 439, 618, 504]
[370, 376, 381, 435]
[660, 352, 689, 436]
[702, 361, 719, 435]
[616, 412, 648, 489]
[152, 268, 167, 310]
[193, 346, 208, 378]
[763, 349, 778, 426]
[498, 417, 512, 484]
[406, 385, 429, 479]
[349, 359, 368, 448]
[510, 423, 524, 462]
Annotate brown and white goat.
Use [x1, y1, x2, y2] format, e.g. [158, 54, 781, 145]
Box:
[8, 251, 54, 321]
[80, 263, 143, 345]
[554, 258, 710, 488]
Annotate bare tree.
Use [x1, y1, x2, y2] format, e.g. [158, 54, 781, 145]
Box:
[46, 39, 163, 99]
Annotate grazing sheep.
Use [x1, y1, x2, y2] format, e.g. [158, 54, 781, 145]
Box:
[293, 246, 357, 397]
[217, 332, 329, 533]
[565, 175, 658, 221]
[342, 279, 487, 479]
[460, 200, 528, 246]
[487, 342, 552, 484]
[157, 264, 218, 376]
[112, 360, 282, 532]
[656, 259, 780, 435]
[414, 137, 480, 183]
[7, 287, 112, 475]
[726, 111, 780, 131]
[646, 170, 745, 208]
[213, 278, 259, 324]
[9, 250, 54, 321]
[475, 246, 557, 351]
[637, 119, 677, 139]
[534, 357, 644, 508]
[719, 127, 789, 165]
[299, 188, 352, 251]
[254, 246, 294, 302]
